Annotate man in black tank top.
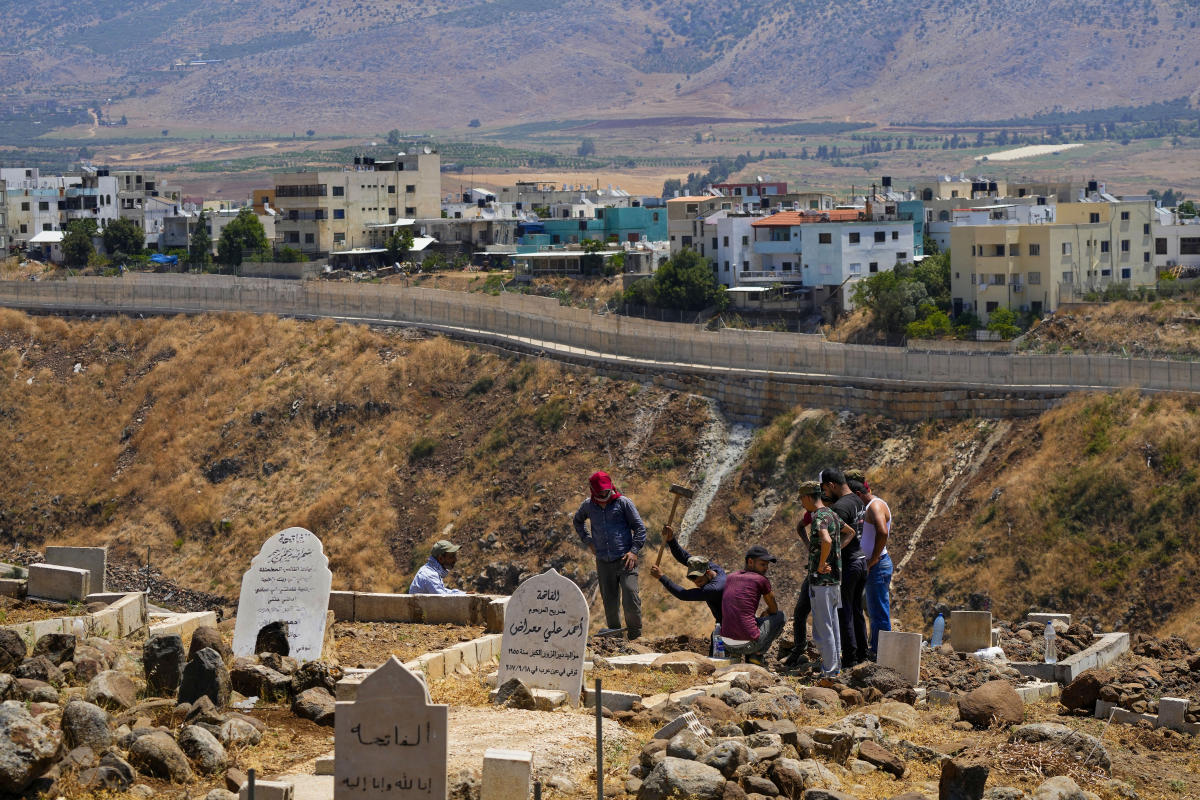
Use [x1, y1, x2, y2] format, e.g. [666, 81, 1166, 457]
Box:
[821, 467, 868, 667]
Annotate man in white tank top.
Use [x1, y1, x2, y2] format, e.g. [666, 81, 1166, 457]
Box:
[848, 470, 892, 659]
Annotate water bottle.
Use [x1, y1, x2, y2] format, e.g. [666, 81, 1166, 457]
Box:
[1044, 622, 1058, 664]
[931, 613, 945, 648]
[712, 624, 725, 658]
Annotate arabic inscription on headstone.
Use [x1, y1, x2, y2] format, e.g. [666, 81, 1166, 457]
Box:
[497, 567, 588, 706]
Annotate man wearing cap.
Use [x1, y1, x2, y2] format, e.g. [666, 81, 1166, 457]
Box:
[574, 471, 647, 639]
[718, 545, 785, 668]
[649, 524, 725, 622]
[409, 540, 465, 595]
[798, 480, 842, 677]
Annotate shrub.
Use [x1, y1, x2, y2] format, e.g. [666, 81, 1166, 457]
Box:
[532, 396, 568, 431]
[409, 437, 437, 461]
[466, 376, 494, 396]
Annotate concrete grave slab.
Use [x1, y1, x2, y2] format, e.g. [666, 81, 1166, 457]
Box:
[481, 748, 532, 800]
[1012, 631, 1130, 684]
[354, 592, 418, 623]
[148, 611, 217, 645]
[949, 611, 992, 652]
[1027, 613, 1071, 627]
[497, 568, 588, 707]
[27, 563, 90, 602]
[329, 591, 356, 622]
[45, 546, 107, 592]
[876, 630, 922, 685]
[603, 653, 662, 672]
[240, 780, 295, 800]
[335, 656, 448, 800]
[487, 687, 567, 711]
[0, 578, 25, 597]
[233, 527, 332, 663]
[583, 687, 640, 712]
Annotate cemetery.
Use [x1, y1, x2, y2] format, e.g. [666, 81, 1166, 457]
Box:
[0, 530, 1197, 800]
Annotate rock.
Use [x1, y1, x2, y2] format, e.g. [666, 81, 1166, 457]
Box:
[939, 757, 989, 800]
[260, 652, 299, 675]
[230, 659, 292, 699]
[871, 701, 921, 730]
[291, 660, 344, 695]
[639, 740, 668, 770]
[62, 745, 98, 769]
[15, 655, 64, 686]
[130, 784, 155, 798]
[829, 713, 883, 743]
[654, 651, 716, 675]
[449, 767, 481, 800]
[219, 717, 262, 746]
[178, 724, 228, 774]
[1059, 672, 1102, 712]
[293, 686, 335, 726]
[847, 662, 911, 694]
[839, 689, 864, 707]
[206, 790, 239, 800]
[742, 776, 780, 795]
[494, 678, 537, 710]
[811, 728, 853, 762]
[73, 654, 105, 684]
[890, 794, 933, 800]
[1032, 776, 1086, 800]
[627, 777, 645, 795]
[958, 681, 1023, 729]
[86, 670, 137, 710]
[61, 700, 113, 751]
[0, 629, 27, 673]
[143, 635, 186, 696]
[27, 683, 58, 703]
[857, 741, 904, 778]
[79, 764, 134, 792]
[801, 791, 859, 800]
[99, 752, 135, 785]
[637, 756, 726, 800]
[747, 719, 801, 749]
[254, 621, 290, 656]
[178, 648, 231, 708]
[666, 729, 706, 760]
[984, 789, 1027, 800]
[0, 701, 62, 793]
[547, 775, 577, 794]
[32, 633, 76, 666]
[719, 687, 753, 707]
[128, 730, 193, 783]
[850, 758, 876, 775]
[187, 694, 226, 725]
[731, 671, 776, 693]
[771, 758, 841, 799]
[803, 686, 841, 711]
[700, 741, 752, 778]
[692, 695, 739, 723]
[1009, 723, 1110, 771]
[225, 766, 248, 791]
[736, 698, 789, 720]
[0, 674, 13, 702]
[1100, 780, 1137, 799]
[189, 627, 231, 661]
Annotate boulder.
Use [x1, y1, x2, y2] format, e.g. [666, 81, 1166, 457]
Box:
[259, 653, 299, 675]
[653, 651, 716, 675]
[254, 621, 290, 657]
[494, 678, 537, 710]
[73, 654, 106, 684]
[637, 756, 726, 800]
[700, 741, 752, 778]
[1032, 776, 1087, 800]
[14, 655, 64, 686]
[847, 662, 911, 694]
[871, 701, 921, 730]
[178, 648, 231, 708]
[939, 757, 989, 800]
[746, 718, 801, 749]
[128, 730, 193, 783]
[692, 695, 739, 723]
[219, 717, 263, 746]
[730, 671, 776, 693]
[230, 659, 292, 699]
[86, 670, 137, 710]
[719, 687, 753, 707]
[32, 633, 76, 666]
[723, 781, 746, 800]
[0, 674, 14, 702]
[79, 764, 134, 792]
[802, 687, 841, 711]
[0, 629, 26, 673]
[292, 686, 335, 726]
[666, 729, 706, 760]
[800, 791, 859, 800]
[62, 744, 98, 769]
[828, 713, 883, 743]
[0, 700, 62, 793]
[225, 766, 248, 792]
[770, 758, 840, 800]
[62, 700, 113, 751]
[741, 776, 779, 796]
[189, 627, 231, 661]
[291, 660, 344, 695]
[1009, 723, 1110, 771]
[143, 635, 186, 696]
[1059, 672, 1102, 713]
[958, 681, 1023, 729]
[178, 724, 228, 774]
[811, 728, 853, 762]
[857, 741, 904, 778]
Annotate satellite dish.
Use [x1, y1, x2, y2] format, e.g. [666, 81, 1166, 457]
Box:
[423, 146, 432, 154]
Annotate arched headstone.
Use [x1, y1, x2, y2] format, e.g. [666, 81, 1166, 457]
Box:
[497, 568, 588, 706]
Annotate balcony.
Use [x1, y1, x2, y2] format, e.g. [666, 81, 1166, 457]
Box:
[738, 270, 803, 283]
[753, 240, 801, 255]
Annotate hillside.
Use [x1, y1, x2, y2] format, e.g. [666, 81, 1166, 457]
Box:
[1, 0, 1199, 133]
[3, 308, 1200, 645]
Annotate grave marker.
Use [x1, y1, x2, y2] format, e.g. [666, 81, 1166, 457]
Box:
[949, 610, 993, 653]
[232, 527, 332, 663]
[335, 656, 448, 800]
[497, 568, 588, 706]
[877, 630, 922, 685]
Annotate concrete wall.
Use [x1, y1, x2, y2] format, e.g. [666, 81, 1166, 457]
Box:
[0, 275, 1196, 421]
[45, 546, 106, 592]
[328, 591, 508, 631]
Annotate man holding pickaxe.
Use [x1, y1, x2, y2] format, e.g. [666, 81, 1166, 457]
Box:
[650, 524, 725, 622]
[574, 471, 647, 640]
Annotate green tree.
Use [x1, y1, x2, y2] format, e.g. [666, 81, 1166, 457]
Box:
[61, 218, 98, 267]
[386, 129, 402, 146]
[910, 249, 951, 308]
[906, 309, 953, 339]
[626, 249, 727, 312]
[1179, 200, 1198, 219]
[190, 211, 213, 269]
[276, 246, 306, 263]
[216, 208, 268, 267]
[577, 138, 596, 157]
[385, 228, 415, 263]
[852, 269, 929, 338]
[102, 217, 144, 259]
[986, 307, 1021, 339]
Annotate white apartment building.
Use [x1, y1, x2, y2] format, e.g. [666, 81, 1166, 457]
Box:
[1, 167, 119, 250]
[1152, 207, 1200, 271]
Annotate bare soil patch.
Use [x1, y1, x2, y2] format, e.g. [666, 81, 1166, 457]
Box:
[0, 595, 87, 624]
[332, 621, 487, 668]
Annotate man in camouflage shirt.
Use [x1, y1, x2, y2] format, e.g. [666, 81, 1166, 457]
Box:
[799, 480, 843, 677]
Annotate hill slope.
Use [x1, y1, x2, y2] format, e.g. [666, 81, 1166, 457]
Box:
[1, 1, 1198, 131]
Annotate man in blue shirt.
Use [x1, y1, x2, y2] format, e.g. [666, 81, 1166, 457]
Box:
[409, 540, 465, 595]
[649, 524, 725, 622]
[573, 471, 646, 639]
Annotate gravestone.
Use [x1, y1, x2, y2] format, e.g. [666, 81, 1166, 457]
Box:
[876, 630, 922, 685]
[232, 527, 332, 663]
[497, 568, 588, 707]
[45, 546, 107, 592]
[949, 610, 993, 653]
[335, 656, 448, 800]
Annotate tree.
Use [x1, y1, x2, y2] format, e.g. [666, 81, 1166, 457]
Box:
[62, 218, 98, 267]
[385, 228, 415, 263]
[190, 211, 213, 269]
[468, 119, 481, 128]
[102, 217, 144, 259]
[909, 249, 951, 308]
[305, 129, 315, 137]
[986, 307, 1021, 339]
[625, 249, 727, 312]
[216, 208, 268, 267]
[1179, 200, 1198, 219]
[386, 129, 402, 146]
[577, 138, 596, 157]
[852, 269, 929, 338]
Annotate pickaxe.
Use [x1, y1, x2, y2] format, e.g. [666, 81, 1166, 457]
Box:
[655, 483, 696, 567]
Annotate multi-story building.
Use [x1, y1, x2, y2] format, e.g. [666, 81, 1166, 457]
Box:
[1, 167, 119, 251]
[1151, 207, 1200, 271]
[949, 197, 1155, 321]
[111, 170, 182, 247]
[272, 152, 440, 257]
[495, 181, 634, 210]
[666, 195, 737, 256]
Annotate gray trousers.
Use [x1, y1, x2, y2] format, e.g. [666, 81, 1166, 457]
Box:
[810, 583, 842, 676]
[596, 557, 642, 637]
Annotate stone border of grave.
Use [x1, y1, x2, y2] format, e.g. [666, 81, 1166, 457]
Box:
[0, 591, 147, 644]
[1010, 632, 1131, 684]
[927, 680, 1060, 707]
[1093, 696, 1200, 736]
[336, 632, 507, 700]
[328, 591, 509, 631]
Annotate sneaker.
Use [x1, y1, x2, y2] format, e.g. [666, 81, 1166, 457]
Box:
[744, 653, 767, 668]
[782, 648, 809, 670]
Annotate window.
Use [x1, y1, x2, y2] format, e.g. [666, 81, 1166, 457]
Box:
[741, 235, 748, 246]
[389, 208, 396, 216]
[1156, 238, 1168, 254]
[849, 262, 861, 274]
[304, 233, 314, 244]
[652, 212, 660, 222]
[991, 274, 1005, 285]
[1180, 237, 1200, 255]
[1062, 242, 1072, 255]
[42, 223, 51, 231]
[1089, 213, 1100, 223]
[874, 231, 886, 243]
[711, 237, 718, 250]
[770, 229, 790, 241]
[782, 261, 793, 271]
[1029, 243, 1040, 256]
[986, 301, 999, 312]
[331, 186, 344, 197]
[1062, 271, 1073, 283]
[722, 236, 729, 247]
[1101, 269, 1111, 277]
[19, 202, 28, 211]
[1009, 244, 1019, 256]
[869, 262, 879, 273]
[1144, 252, 1150, 263]
[955, 272, 960, 279]
[742, 260, 750, 271]
[1120, 239, 1130, 253]
[333, 233, 345, 244]
[1028, 272, 1041, 285]
[818, 232, 831, 244]
[891, 230, 899, 240]
[1100, 240, 1109, 253]
[1121, 268, 1131, 279]
[38, 202, 48, 211]
[405, 185, 416, 193]
[896, 252, 907, 261]
[405, 207, 416, 216]
[1143, 223, 1150, 235]
[971, 245, 976, 256]
[18, 224, 27, 234]
[285, 231, 299, 243]
[848, 232, 860, 244]
[990, 244, 1006, 257]
[723, 261, 729, 272]
[333, 209, 345, 219]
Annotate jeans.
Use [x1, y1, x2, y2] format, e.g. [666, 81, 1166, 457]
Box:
[838, 555, 868, 666]
[791, 576, 811, 652]
[596, 556, 641, 638]
[724, 611, 786, 657]
[809, 584, 842, 676]
[865, 553, 893, 655]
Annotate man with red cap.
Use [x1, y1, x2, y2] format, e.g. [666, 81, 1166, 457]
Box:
[574, 471, 647, 639]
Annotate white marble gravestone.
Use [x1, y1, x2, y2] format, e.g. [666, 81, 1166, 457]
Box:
[335, 656, 448, 800]
[497, 568, 588, 706]
[232, 527, 332, 663]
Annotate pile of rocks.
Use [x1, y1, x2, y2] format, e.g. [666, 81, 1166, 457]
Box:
[1058, 638, 1200, 723]
[921, 647, 1026, 694]
[993, 621, 1095, 663]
